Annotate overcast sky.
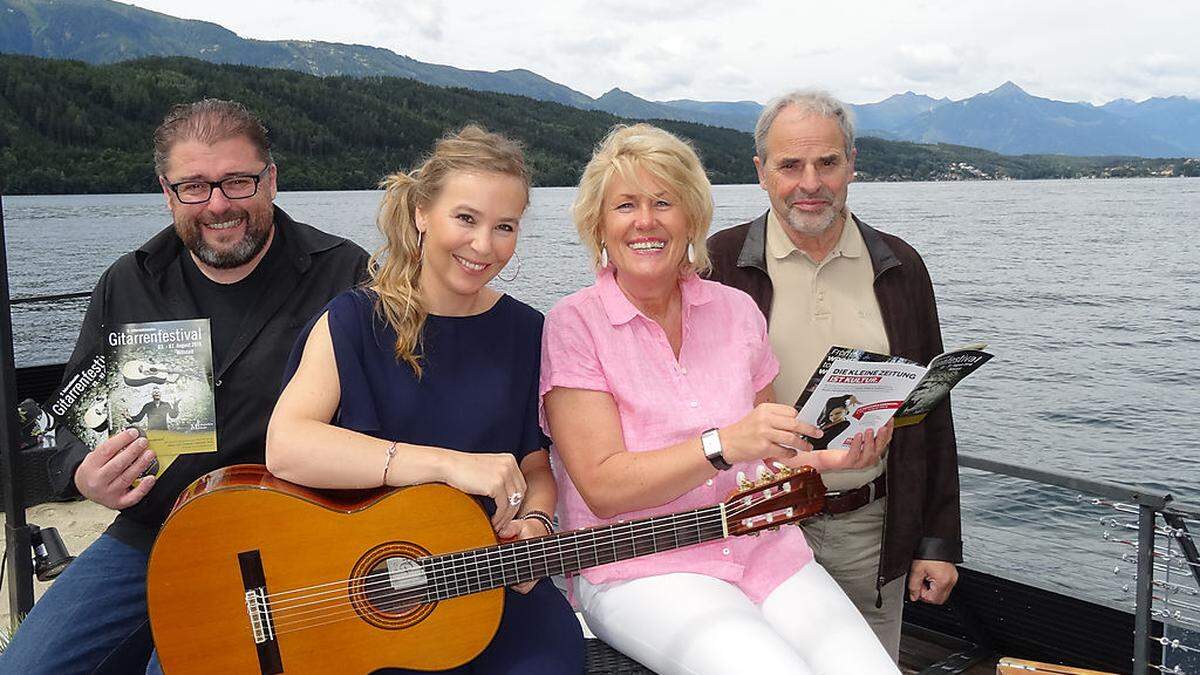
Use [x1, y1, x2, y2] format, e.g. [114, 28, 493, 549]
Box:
[123, 0, 1199, 105]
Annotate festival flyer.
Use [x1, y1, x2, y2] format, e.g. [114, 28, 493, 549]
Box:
[105, 319, 217, 475]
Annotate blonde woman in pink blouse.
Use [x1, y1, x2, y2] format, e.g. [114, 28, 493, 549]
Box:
[540, 124, 898, 674]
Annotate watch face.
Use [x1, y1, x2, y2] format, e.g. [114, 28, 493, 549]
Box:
[701, 429, 728, 469]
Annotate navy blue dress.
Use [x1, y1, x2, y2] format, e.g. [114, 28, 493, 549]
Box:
[283, 289, 584, 674]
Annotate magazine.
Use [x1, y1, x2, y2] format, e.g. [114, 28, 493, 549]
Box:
[794, 344, 992, 450]
[105, 319, 217, 475]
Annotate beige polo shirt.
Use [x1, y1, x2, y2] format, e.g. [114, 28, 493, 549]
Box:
[765, 209, 889, 491]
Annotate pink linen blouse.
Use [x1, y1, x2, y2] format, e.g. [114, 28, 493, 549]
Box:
[539, 266, 813, 603]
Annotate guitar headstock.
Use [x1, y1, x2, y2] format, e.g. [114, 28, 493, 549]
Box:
[722, 466, 826, 537]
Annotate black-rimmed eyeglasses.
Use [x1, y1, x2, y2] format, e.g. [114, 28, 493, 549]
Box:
[165, 165, 271, 204]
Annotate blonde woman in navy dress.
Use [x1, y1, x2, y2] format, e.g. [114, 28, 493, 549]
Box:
[266, 126, 584, 673]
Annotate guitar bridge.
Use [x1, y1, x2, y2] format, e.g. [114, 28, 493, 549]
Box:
[239, 550, 283, 674]
[245, 588, 274, 644]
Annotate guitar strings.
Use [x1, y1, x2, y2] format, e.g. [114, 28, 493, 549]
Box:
[269, 520, 734, 638]
[261, 484, 790, 608]
[262, 507, 722, 606]
[265, 512, 730, 626]
[268, 510, 728, 620]
[262, 489, 806, 636]
[267, 489, 808, 638]
[263, 488, 796, 622]
[270, 521, 732, 637]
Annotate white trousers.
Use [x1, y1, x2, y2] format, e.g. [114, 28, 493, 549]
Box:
[576, 563, 898, 675]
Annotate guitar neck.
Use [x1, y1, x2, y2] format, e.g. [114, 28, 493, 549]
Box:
[423, 505, 727, 601]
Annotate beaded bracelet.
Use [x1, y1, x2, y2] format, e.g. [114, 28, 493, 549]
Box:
[521, 510, 555, 535]
[382, 441, 398, 486]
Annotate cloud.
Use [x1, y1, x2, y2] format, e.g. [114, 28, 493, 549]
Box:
[894, 43, 965, 83]
[120, 0, 1200, 105]
[358, 0, 445, 41]
[1135, 53, 1190, 78]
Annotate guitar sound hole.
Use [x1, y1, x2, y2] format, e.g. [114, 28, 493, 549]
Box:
[363, 557, 425, 613]
[350, 541, 436, 630]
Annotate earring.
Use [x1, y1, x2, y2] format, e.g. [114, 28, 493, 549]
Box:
[687, 242, 696, 264]
[416, 230, 424, 249]
[599, 245, 608, 269]
[497, 251, 521, 282]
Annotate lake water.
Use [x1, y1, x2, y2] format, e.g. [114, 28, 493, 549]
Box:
[4, 178, 1199, 608]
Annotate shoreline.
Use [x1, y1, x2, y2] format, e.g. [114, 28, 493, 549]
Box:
[2, 173, 1198, 200]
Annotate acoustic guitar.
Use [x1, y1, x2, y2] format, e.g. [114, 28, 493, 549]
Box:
[147, 464, 826, 674]
[120, 360, 184, 387]
[81, 398, 109, 432]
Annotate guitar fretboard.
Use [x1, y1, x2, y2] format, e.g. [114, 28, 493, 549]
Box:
[418, 505, 726, 601]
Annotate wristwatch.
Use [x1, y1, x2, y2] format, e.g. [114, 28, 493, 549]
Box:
[701, 428, 731, 471]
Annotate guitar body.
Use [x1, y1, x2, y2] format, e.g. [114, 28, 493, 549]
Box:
[82, 400, 108, 431]
[122, 360, 181, 386]
[147, 465, 503, 674]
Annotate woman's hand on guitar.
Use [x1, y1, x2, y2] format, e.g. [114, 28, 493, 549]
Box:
[74, 427, 158, 509]
[498, 517, 552, 594]
[720, 403, 820, 464]
[442, 452, 528, 532]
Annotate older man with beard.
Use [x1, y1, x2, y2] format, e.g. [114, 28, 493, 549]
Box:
[0, 99, 369, 674]
[706, 90, 962, 660]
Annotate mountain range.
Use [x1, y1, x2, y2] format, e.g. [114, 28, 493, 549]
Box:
[3, 0, 1199, 157]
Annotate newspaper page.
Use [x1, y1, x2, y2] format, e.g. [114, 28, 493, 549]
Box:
[794, 346, 917, 409]
[794, 344, 993, 447]
[794, 359, 929, 450]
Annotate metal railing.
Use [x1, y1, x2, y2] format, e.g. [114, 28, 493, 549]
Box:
[8, 292, 90, 306]
[957, 452, 1200, 674]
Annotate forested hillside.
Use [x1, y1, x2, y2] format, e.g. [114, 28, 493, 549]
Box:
[0, 54, 757, 194]
[0, 54, 1194, 195]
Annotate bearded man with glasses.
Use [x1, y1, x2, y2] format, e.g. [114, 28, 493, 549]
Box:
[0, 99, 369, 674]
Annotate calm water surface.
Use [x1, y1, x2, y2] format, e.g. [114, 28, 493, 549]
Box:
[5, 178, 1199, 605]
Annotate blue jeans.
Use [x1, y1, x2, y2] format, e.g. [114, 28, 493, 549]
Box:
[0, 533, 161, 675]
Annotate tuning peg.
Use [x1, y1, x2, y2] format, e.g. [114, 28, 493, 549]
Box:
[737, 471, 752, 490]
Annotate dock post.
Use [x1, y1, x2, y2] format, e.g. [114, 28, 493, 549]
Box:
[1132, 503, 1156, 674]
[0, 194, 37, 630]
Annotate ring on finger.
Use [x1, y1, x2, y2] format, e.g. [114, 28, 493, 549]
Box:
[508, 491, 524, 507]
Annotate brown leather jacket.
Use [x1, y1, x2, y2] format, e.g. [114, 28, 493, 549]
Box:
[706, 211, 962, 588]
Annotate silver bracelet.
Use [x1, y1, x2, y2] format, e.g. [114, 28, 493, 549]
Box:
[382, 441, 399, 486]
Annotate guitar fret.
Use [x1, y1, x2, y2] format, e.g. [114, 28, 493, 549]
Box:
[455, 551, 466, 598]
[524, 540, 536, 583]
[532, 539, 550, 579]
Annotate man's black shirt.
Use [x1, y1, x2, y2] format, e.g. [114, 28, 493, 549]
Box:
[49, 208, 369, 551]
[179, 222, 286, 370]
